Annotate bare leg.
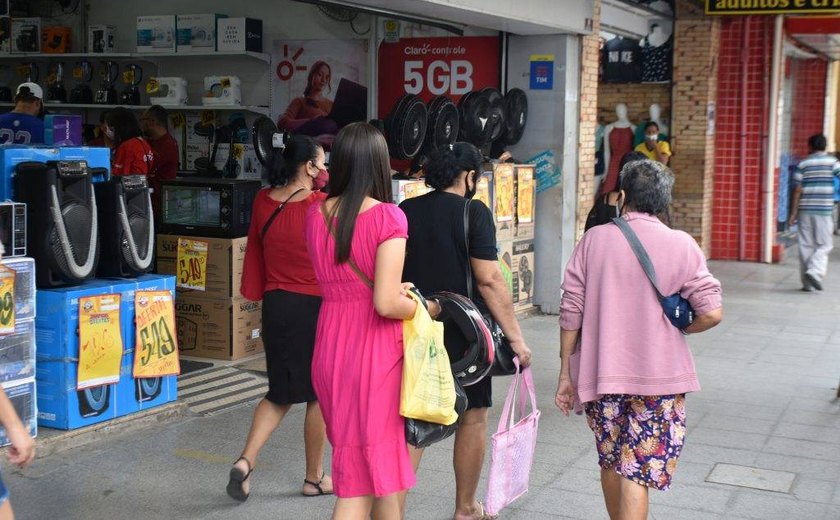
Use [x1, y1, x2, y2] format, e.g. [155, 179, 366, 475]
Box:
[302, 401, 333, 495]
[233, 398, 291, 495]
[452, 408, 489, 520]
[371, 494, 402, 520]
[333, 496, 374, 520]
[0, 500, 13, 520]
[617, 478, 649, 520]
[399, 446, 425, 517]
[600, 468, 622, 520]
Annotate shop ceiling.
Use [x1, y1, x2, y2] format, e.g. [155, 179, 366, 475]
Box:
[290, 0, 596, 35]
[786, 17, 840, 60]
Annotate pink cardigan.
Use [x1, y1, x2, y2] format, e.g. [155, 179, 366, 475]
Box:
[559, 212, 722, 403]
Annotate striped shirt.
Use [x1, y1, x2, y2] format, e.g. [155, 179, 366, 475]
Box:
[793, 152, 840, 215]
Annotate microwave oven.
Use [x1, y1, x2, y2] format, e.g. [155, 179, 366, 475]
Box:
[0, 202, 26, 257]
[158, 178, 261, 238]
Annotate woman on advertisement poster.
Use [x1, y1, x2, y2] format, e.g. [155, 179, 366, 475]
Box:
[277, 61, 339, 147]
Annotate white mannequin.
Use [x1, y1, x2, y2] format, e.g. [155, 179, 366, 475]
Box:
[649, 103, 668, 136]
[603, 103, 636, 179]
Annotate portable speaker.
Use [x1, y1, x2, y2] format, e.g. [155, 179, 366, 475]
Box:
[94, 175, 154, 278]
[14, 161, 99, 287]
[135, 377, 162, 403]
[78, 385, 110, 418]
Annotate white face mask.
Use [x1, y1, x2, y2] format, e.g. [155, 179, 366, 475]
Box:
[646, 134, 658, 142]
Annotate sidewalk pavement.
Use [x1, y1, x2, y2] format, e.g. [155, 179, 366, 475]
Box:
[3, 250, 840, 519]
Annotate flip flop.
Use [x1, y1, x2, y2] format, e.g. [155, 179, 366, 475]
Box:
[302, 473, 334, 497]
[454, 502, 496, 520]
[226, 456, 253, 502]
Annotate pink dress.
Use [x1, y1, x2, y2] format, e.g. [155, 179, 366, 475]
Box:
[304, 202, 416, 498]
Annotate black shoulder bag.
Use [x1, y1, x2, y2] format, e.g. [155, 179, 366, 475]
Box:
[260, 188, 305, 240]
[463, 200, 518, 376]
[612, 217, 694, 331]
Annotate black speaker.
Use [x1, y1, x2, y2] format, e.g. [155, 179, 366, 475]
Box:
[135, 377, 162, 403]
[78, 385, 110, 418]
[14, 161, 99, 288]
[94, 175, 154, 278]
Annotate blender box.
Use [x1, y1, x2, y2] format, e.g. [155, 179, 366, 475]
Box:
[136, 15, 176, 53]
[217, 18, 263, 53]
[177, 14, 226, 53]
[0, 319, 35, 384]
[11, 17, 41, 54]
[44, 115, 83, 146]
[0, 378, 36, 445]
[87, 25, 115, 53]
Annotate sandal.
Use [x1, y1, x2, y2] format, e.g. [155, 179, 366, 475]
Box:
[226, 456, 253, 502]
[301, 472, 334, 497]
[453, 502, 496, 520]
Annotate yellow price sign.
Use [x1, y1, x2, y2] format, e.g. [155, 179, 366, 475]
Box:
[200, 110, 216, 126]
[122, 70, 135, 84]
[475, 174, 491, 210]
[170, 112, 186, 128]
[15, 65, 31, 78]
[46, 73, 58, 85]
[146, 78, 160, 94]
[0, 266, 15, 336]
[72, 67, 84, 80]
[77, 294, 123, 390]
[516, 167, 535, 224]
[494, 164, 515, 222]
[133, 291, 180, 378]
[176, 239, 208, 291]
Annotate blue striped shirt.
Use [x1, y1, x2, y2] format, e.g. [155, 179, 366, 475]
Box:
[793, 152, 840, 215]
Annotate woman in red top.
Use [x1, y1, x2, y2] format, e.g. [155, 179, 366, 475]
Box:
[227, 134, 333, 502]
[106, 107, 154, 175]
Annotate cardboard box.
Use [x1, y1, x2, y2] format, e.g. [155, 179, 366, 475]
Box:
[41, 26, 71, 54]
[176, 14, 226, 53]
[87, 25, 115, 53]
[217, 17, 263, 53]
[514, 165, 536, 240]
[213, 143, 261, 181]
[2, 257, 36, 321]
[497, 240, 514, 296]
[174, 293, 263, 360]
[11, 17, 41, 53]
[136, 15, 176, 53]
[44, 115, 83, 146]
[392, 179, 431, 204]
[493, 163, 515, 241]
[0, 319, 34, 384]
[511, 239, 535, 311]
[0, 378, 36, 445]
[155, 234, 247, 299]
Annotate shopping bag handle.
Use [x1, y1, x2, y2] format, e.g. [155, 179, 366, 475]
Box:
[497, 358, 537, 434]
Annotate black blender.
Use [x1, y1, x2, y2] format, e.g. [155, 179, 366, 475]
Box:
[120, 64, 143, 105]
[94, 61, 118, 105]
[46, 63, 67, 104]
[69, 60, 94, 104]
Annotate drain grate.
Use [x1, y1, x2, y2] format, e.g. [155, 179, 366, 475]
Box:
[705, 463, 796, 493]
[178, 366, 267, 416]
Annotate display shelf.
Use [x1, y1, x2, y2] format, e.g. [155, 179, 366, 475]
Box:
[1, 102, 270, 115]
[0, 51, 270, 63]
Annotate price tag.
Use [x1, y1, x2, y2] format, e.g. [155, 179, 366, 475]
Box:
[133, 291, 180, 378]
[122, 70, 135, 85]
[15, 65, 31, 78]
[0, 266, 15, 336]
[146, 78, 160, 94]
[72, 67, 84, 80]
[46, 73, 57, 85]
[494, 164, 515, 222]
[170, 112, 186, 128]
[77, 294, 123, 391]
[200, 110, 216, 126]
[176, 239, 208, 291]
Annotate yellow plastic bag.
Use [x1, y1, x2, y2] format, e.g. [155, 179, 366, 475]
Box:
[401, 291, 459, 426]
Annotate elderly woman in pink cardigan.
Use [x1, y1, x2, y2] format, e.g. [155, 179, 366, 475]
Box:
[555, 159, 723, 520]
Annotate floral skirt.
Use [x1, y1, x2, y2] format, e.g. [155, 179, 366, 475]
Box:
[584, 394, 686, 490]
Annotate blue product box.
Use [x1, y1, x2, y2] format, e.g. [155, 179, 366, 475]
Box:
[57, 146, 111, 177]
[35, 278, 127, 429]
[0, 378, 36, 446]
[44, 115, 83, 146]
[0, 319, 35, 384]
[0, 146, 61, 200]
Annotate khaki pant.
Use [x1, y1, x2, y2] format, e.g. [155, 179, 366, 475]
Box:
[798, 213, 834, 286]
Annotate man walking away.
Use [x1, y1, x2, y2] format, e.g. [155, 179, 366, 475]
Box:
[789, 134, 840, 292]
[0, 83, 44, 145]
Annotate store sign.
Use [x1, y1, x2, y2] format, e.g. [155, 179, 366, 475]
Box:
[706, 0, 840, 15]
[133, 291, 180, 379]
[77, 294, 123, 390]
[529, 55, 555, 90]
[377, 36, 501, 117]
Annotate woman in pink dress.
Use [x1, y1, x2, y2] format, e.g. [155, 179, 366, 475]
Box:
[305, 122, 419, 519]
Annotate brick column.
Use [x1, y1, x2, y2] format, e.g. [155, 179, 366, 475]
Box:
[670, 0, 720, 256]
[575, 0, 601, 240]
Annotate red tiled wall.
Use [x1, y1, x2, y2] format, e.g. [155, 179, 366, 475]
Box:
[712, 17, 773, 261]
[790, 59, 828, 158]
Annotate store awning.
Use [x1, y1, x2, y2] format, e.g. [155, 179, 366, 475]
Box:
[786, 16, 840, 60]
[292, 0, 595, 35]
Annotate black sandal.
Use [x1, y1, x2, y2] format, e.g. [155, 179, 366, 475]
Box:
[226, 457, 253, 502]
[301, 473, 333, 497]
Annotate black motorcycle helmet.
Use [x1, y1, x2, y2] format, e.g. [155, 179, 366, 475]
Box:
[431, 291, 495, 386]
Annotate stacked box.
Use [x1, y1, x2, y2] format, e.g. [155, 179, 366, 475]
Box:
[136, 15, 176, 53]
[0, 320, 35, 384]
[0, 378, 36, 445]
[176, 14, 226, 53]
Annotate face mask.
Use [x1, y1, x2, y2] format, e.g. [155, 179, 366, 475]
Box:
[313, 168, 329, 191]
[646, 134, 658, 142]
[104, 127, 114, 140]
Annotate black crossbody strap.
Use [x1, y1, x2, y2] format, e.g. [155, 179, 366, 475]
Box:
[464, 199, 474, 300]
[261, 188, 305, 240]
[612, 217, 665, 301]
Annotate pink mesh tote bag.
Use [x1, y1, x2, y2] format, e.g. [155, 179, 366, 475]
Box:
[484, 358, 540, 515]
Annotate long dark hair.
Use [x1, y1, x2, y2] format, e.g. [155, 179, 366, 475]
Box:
[268, 134, 321, 187]
[304, 61, 331, 98]
[424, 142, 482, 191]
[106, 107, 142, 149]
[326, 122, 393, 264]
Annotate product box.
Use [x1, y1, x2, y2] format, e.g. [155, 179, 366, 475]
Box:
[177, 14, 226, 53]
[510, 239, 535, 311]
[213, 143, 261, 181]
[57, 146, 111, 173]
[514, 165, 536, 240]
[136, 15, 176, 54]
[0, 146, 60, 200]
[44, 115, 83, 146]
[493, 163, 515, 242]
[475, 169, 494, 218]
[392, 179, 431, 204]
[497, 240, 514, 296]
[41, 26, 71, 54]
[2, 257, 36, 321]
[0, 320, 35, 384]
[175, 293, 263, 360]
[87, 24, 115, 53]
[184, 143, 205, 171]
[0, 378, 36, 446]
[11, 17, 41, 54]
[155, 234, 248, 299]
[217, 17, 263, 53]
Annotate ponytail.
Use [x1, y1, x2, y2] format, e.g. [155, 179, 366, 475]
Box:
[266, 134, 322, 187]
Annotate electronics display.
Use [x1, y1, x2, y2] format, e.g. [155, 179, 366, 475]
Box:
[202, 75, 242, 106]
[159, 178, 260, 238]
[1, 257, 36, 321]
[94, 175, 154, 278]
[147, 77, 188, 105]
[384, 94, 428, 160]
[11, 17, 40, 54]
[14, 161, 99, 288]
[0, 202, 25, 258]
